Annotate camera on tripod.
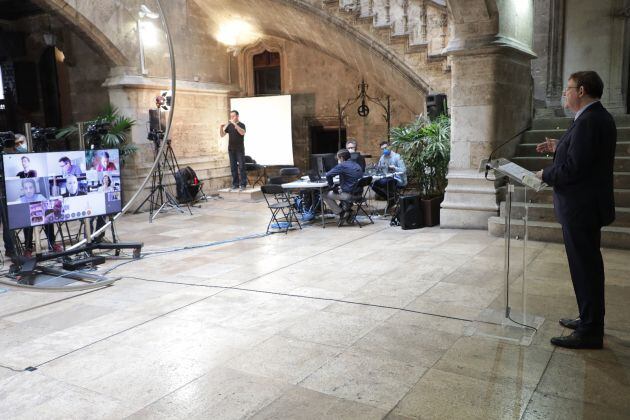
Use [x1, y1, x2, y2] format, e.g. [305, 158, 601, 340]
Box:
[147, 129, 164, 143]
[31, 126, 57, 152]
[84, 122, 110, 149]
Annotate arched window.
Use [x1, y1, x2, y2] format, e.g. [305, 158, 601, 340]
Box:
[253, 50, 280, 95]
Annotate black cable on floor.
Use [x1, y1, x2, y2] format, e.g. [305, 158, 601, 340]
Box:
[125, 275, 493, 326]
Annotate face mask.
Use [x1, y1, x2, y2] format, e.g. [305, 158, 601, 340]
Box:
[383, 149, 391, 156]
[16, 145, 27, 153]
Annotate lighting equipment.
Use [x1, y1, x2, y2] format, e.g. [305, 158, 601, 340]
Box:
[134, 103, 191, 221]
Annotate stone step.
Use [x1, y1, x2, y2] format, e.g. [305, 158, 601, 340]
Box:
[532, 114, 630, 130]
[498, 202, 630, 227]
[515, 141, 630, 157]
[501, 187, 630, 207]
[512, 156, 630, 173]
[217, 187, 263, 201]
[522, 128, 630, 143]
[487, 217, 630, 249]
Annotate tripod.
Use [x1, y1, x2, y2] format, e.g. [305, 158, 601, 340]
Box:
[134, 134, 192, 222]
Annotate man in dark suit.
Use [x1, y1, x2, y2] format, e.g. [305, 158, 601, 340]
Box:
[536, 71, 616, 349]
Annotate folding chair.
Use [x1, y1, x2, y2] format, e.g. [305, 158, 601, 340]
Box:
[245, 155, 267, 187]
[260, 184, 302, 234]
[342, 176, 374, 227]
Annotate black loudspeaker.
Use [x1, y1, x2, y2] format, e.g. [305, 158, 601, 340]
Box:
[399, 195, 423, 230]
[426, 93, 447, 120]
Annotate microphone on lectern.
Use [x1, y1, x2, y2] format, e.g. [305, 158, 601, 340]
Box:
[484, 125, 532, 178]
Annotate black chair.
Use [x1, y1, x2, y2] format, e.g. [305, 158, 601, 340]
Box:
[341, 176, 374, 227]
[244, 155, 266, 187]
[260, 184, 302, 234]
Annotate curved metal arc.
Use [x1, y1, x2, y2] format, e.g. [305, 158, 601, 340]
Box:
[68, 0, 176, 250]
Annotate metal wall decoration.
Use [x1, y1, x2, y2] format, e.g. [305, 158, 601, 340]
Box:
[337, 78, 391, 148]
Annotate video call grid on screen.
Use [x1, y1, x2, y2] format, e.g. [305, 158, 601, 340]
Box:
[2, 149, 123, 230]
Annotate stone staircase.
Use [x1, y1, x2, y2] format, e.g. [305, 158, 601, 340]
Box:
[321, 0, 450, 90]
[488, 115, 630, 249]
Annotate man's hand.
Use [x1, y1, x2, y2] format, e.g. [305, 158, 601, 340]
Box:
[536, 137, 558, 154]
[535, 169, 543, 180]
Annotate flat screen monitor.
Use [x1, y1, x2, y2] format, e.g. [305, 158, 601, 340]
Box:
[310, 153, 337, 176]
[2, 149, 122, 230]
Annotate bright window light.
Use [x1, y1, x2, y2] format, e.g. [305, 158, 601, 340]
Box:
[217, 21, 259, 46]
[139, 20, 159, 48]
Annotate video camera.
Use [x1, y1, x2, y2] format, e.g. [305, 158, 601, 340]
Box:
[31, 126, 57, 152]
[0, 131, 15, 152]
[147, 129, 164, 143]
[84, 122, 110, 149]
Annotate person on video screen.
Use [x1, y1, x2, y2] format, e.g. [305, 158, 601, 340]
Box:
[58, 156, 82, 177]
[17, 156, 37, 178]
[94, 151, 117, 171]
[98, 174, 113, 192]
[62, 175, 86, 197]
[19, 178, 46, 203]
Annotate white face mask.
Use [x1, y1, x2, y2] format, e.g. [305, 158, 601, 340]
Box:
[16, 145, 27, 153]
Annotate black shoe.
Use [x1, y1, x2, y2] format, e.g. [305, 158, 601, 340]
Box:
[550, 331, 603, 349]
[559, 317, 580, 330]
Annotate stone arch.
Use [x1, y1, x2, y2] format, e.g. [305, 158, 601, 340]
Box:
[32, 0, 128, 67]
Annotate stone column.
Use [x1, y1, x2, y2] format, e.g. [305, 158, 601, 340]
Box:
[545, 0, 565, 111]
[440, 0, 536, 229]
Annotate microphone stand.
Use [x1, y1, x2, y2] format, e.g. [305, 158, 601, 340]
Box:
[484, 125, 532, 179]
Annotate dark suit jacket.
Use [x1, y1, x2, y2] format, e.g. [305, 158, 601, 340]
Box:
[542, 101, 616, 227]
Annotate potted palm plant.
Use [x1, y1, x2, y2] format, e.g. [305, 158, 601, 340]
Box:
[390, 114, 450, 226]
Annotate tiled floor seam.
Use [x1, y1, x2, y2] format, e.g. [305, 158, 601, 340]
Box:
[20, 292, 223, 371]
[519, 335, 562, 419]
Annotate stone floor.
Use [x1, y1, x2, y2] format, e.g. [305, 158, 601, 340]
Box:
[0, 197, 629, 419]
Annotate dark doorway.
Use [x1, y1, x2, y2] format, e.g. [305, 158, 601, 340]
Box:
[310, 126, 345, 154]
[253, 50, 281, 95]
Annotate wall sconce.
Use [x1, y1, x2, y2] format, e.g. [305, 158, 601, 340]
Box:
[137, 4, 159, 76]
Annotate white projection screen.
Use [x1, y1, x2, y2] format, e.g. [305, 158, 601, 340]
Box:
[230, 95, 293, 165]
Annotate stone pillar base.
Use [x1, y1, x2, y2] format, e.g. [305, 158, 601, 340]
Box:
[440, 169, 499, 229]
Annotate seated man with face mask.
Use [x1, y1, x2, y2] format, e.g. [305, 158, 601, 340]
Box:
[371, 140, 407, 202]
[322, 148, 364, 222]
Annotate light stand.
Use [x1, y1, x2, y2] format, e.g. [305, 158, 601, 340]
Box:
[134, 106, 192, 221]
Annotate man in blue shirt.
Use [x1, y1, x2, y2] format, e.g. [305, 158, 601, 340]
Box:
[372, 140, 407, 202]
[323, 148, 364, 221]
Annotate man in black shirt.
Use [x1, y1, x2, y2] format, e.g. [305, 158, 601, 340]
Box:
[323, 149, 364, 222]
[220, 110, 247, 191]
[17, 156, 37, 178]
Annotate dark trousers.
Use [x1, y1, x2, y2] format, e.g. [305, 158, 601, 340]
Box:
[1, 209, 14, 254]
[371, 178, 398, 201]
[562, 223, 605, 337]
[228, 149, 247, 188]
[24, 224, 56, 249]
